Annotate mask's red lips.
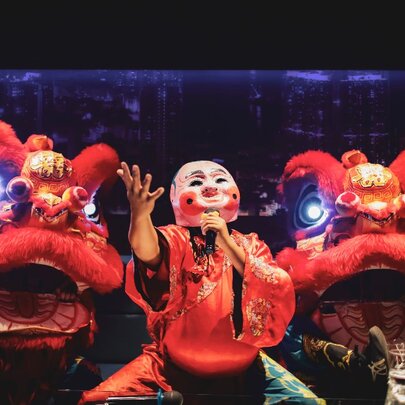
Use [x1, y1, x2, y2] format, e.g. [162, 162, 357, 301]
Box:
[201, 191, 219, 198]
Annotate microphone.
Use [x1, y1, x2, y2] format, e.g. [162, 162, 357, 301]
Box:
[203, 207, 220, 255]
[106, 389, 183, 404]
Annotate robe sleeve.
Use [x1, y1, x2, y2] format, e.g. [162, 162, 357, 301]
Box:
[125, 225, 188, 313]
[234, 231, 295, 348]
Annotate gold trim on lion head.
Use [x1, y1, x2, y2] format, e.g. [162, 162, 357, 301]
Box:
[344, 163, 400, 204]
[21, 151, 74, 196]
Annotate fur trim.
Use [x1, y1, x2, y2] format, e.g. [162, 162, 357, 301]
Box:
[0, 121, 26, 163]
[73, 144, 120, 198]
[276, 247, 311, 276]
[0, 227, 123, 293]
[0, 121, 27, 178]
[278, 233, 405, 292]
[278, 150, 346, 206]
[390, 150, 405, 192]
[0, 335, 70, 351]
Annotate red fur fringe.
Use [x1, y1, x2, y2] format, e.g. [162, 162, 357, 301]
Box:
[73, 144, 120, 198]
[390, 150, 405, 192]
[0, 121, 26, 171]
[0, 335, 70, 350]
[277, 150, 346, 206]
[277, 233, 405, 292]
[0, 227, 123, 293]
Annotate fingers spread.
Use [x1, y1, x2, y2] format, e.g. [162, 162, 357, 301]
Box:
[117, 162, 134, 190]
[118, 164, 164, 205]
[141, 173, 152, 195]
[149, 187, 165, 201]
[131, 165, 142, 193]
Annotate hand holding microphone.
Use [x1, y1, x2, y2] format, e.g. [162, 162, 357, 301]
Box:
[200, 208, 223, 255]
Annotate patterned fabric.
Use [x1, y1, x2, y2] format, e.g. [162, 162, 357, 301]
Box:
[125, 225, 296, 377]
[86, 346, 324, 404]
[84, 226, 322, 403]
[257, 351, 326, 404]
[303, 335, 353, 370]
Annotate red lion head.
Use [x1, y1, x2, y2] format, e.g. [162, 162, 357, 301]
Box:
[277, 149, 405, 350]
[0, 121, 123, 403]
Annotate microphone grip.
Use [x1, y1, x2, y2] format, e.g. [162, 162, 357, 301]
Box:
[205, 230, 216, 255]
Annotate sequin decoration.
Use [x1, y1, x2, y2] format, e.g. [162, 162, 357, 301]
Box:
[249, 254, 279, 284]
[231, 233, 251, 250]
[222, 254, 231, 272]
[170, 307, 187, 321]
[247, 298, 271, 337]
[197, 281, 217, 303]
[169, 265, 177, 300]
[242, 278, 247, 298]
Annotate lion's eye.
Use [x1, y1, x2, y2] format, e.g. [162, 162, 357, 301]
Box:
[83, 197, 100, 224]
[294, 185, 327, 229]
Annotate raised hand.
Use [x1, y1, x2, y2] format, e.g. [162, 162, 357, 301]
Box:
[117, 162, 165, 221]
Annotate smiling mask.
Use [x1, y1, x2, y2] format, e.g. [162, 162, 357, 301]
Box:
[170, 160, 240, 227]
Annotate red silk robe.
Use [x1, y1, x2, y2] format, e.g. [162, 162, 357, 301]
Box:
[87, 225, 295, 396]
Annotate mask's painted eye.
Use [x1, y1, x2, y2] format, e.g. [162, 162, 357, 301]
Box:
[83, 197, 100, 224]
[294, 185, 327, 229]
[215, 178, 228, 184]
[190, 180, 203, 187]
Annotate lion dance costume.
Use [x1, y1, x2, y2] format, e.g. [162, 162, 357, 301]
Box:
[276, 149, 403, 397]
[0, 121, 123, 404]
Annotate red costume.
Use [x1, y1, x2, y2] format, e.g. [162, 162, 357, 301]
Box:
[276, 149, 403, 396]
[0, 121, 123, 404]
[83, 160, 322, 405]
[94, 225, 294, 393]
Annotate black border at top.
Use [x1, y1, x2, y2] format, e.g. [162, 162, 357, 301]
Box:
[1, 7, 404, 70]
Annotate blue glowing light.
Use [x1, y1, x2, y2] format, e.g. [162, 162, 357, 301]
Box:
[294, 185, 329, 230]
[306, 205, 323, 221]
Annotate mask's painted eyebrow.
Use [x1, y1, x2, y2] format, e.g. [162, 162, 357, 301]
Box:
[210, 168, 228, 175]
[185, 170, 205, 179]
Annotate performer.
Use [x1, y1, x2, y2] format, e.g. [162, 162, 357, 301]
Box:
[280, 317, 389, 396]
[82, 160, 323, 404]
[275, 149, 396, 397]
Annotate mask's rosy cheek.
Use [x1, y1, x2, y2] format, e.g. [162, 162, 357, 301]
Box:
[178, 191, 204, 216]
[223, 186, 240, 211]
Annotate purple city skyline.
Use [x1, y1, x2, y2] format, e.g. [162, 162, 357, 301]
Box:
[0, 70, 402, 224]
